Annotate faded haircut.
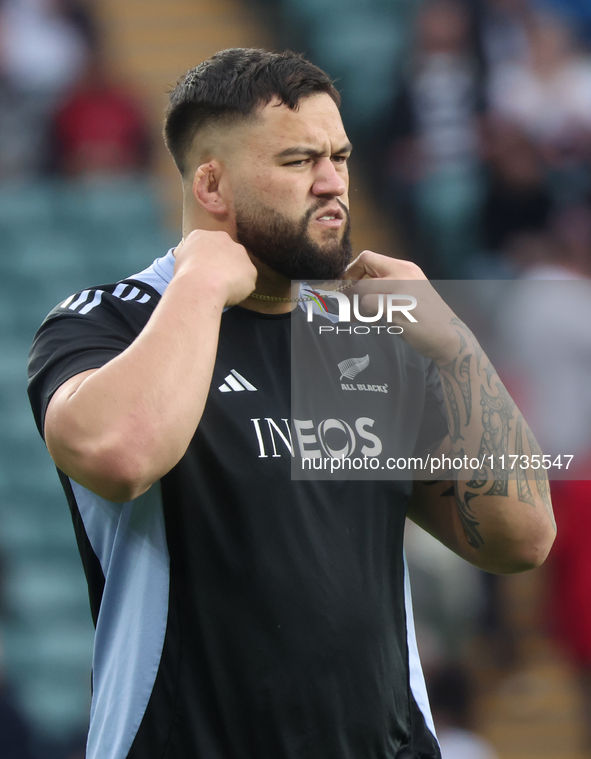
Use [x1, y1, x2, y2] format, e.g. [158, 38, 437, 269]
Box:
[164, 48, 340, 176]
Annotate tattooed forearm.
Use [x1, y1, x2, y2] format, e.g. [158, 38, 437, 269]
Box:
[429, 316, 554, 559]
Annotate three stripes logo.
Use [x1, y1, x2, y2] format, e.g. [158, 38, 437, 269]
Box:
[219, 369, 257, 393]
[338, 354, 370, 380]
[60, 283, 151, 315]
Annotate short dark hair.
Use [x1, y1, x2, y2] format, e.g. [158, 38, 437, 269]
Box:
[164, 48, 341, 176]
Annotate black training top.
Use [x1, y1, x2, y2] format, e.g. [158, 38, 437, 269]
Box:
[28, 250, 446, 759]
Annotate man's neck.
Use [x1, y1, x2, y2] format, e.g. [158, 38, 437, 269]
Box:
[181, 216, 298, 314]
[238, 259, 298, 314]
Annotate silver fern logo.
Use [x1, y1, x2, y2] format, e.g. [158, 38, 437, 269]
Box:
[338, 354, 370, 380]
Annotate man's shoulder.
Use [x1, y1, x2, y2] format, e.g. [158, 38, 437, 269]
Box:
[49, 279, 158, 322]
[43, 250, 175, 328]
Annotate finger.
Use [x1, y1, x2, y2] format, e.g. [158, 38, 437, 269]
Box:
[345, 250, 390, 280]
[346, 251, 426, 282]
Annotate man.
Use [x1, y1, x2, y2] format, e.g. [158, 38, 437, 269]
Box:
[28, 49, 555, 759]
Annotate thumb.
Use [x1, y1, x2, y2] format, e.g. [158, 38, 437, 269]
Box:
[345, 250, 395, 280]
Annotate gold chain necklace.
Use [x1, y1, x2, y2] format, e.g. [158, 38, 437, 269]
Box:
[249, 280, 355, 303]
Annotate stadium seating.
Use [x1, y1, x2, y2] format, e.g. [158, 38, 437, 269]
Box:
[0, 179, 175, 739]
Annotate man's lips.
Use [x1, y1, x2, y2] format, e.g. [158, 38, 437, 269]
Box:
[312, 205, 346, 228]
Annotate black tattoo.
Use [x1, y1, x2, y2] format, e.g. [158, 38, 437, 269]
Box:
[441, 373, 463, 444]
[455, 490, 484, 548]
[515, 416, 535, 507]
[467, 471, 487, 490]
[458, 330, 467, 354]
[525, 426, 556, 529]
[438, 356, 456, 377]
[457, 354, 472, 425]
[451, 318, 483, 372]
[449, 446, 485, 548]
[483, 360, 496, 388]
[437, 317, 550, 550]
[468, 382, 515, 497]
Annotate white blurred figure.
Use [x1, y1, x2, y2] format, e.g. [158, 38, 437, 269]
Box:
[0, 0, 90, 176]
[488, 12, 591, 206]
[438, 727, 498, 759]
[0, 0, 88, 94]
[488, 13, 591, 144]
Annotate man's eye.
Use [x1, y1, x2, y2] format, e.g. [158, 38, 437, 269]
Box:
[333, 156, 348, 164]
[286, 159, 308, 167]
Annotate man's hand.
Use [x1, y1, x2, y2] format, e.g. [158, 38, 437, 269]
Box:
[174, 229, 258, 306]
[345, 251, 458, 366]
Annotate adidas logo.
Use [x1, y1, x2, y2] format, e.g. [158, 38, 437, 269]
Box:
[60, 283, 151, 315]
[218, 370, 257, 393]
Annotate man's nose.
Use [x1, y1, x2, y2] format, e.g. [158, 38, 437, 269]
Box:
[312, 158, 347, 197]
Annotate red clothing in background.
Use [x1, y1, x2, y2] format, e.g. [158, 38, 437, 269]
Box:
[548, 476, 591, 665]
[53, 85, 151, 176]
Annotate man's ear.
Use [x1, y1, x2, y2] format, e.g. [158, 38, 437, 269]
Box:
[192, 161, 229, 217]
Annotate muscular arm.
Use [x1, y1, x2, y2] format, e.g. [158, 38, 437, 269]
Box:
[44, 230, 257, 503]
[408, 318, 556, 573]
[346, 251, 556, 574]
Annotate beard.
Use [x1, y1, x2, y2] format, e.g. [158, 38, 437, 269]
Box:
[234, 196, 352, 282]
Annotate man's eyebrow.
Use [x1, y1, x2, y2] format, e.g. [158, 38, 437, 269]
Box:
[274, 142, 353, 159]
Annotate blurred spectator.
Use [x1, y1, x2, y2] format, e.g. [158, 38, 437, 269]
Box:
[405, 521, 485, 665]
[429, 663, 499, 759]
[481, 118, 553, 255]
[60, 0, 100, 50]
[477, 0, 531, 69]
[0, 0, 89, 94]
[504, 204, 591, 279]
[383, 0, 485, 278]
[0, 0, 92, 176]
[50, 45, 152, 177]
[488, 12, 591, 205]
